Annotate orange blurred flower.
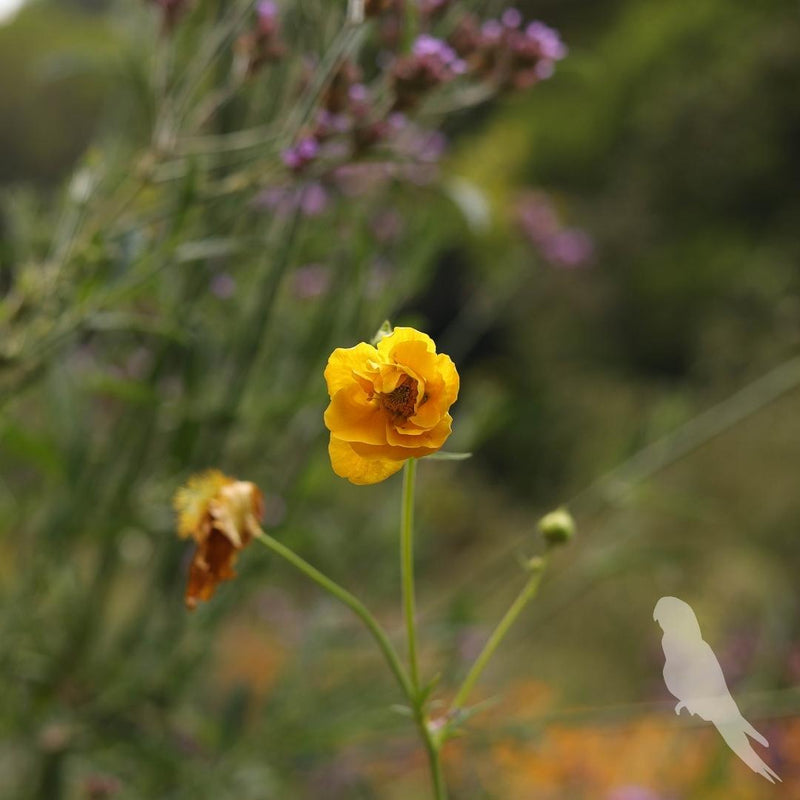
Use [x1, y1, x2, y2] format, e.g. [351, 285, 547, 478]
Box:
[173, 470, 264, 609]
[323, 327, 460, 484]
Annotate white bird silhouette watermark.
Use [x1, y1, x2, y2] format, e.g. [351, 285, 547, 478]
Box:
[654, 596, 780, 784]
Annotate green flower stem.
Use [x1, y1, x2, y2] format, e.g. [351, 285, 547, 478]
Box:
[422, 735, 448, 800]
[400, 458, 421, 694]
[451, 558, 548, 711]
[404, 0, 419, 51]
[252, 529, 414, 701]
[399, 458, 448, 799]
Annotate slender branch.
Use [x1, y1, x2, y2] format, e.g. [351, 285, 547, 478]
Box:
[400, 458, 420, 694]
[252, 529, 414, 701]
[347, 0, 365, 25]
[451, 558, 548, 710]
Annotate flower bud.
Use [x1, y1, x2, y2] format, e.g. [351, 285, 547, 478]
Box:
[537, 508, 575, 547]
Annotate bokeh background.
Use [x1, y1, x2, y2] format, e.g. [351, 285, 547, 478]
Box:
[1, 0, 799, 798]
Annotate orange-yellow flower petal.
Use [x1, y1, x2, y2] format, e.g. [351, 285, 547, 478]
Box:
[323, 384, 388, 445]
[323, 326, 460, 484]
[328, 436, 406, 485]
[376, 326, 436, 357]
[385, 413, 452, 449]
[324, 342, 381, 395]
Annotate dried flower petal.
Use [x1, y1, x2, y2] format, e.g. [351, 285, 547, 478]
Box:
[173, 471, 264, 609]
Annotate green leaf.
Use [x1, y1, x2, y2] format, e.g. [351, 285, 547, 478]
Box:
[370, 320, 393, 345]
[0, 425, 62, 477]
[418, 673, 441, 705]
[423, 451, 472, 462]
[85, 373, 158, 405]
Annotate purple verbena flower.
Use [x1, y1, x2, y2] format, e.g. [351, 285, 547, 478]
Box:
[292, 263, 331, 299]
[315, 109, 351, 138]
[501, 7, 523, 29]
[517, 192, 560, 240]
[481, 19, 504, 43]
[391, 35, 466, 108]
[299, 182, 329, 216]
[533, 59, 555, 81]
[541, 229, 594, 268]
[254, 181, 327, 218]
[412, 34, 466, 73]
[348, 83, 369, 104]
[257, 0, 278, 24]
[525, 21, 568, 61]
[282, 137, 319, 171]
[211, 272, 237, 299]
[516, 191, 594, 268]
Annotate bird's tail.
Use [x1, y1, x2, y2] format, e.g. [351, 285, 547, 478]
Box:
[741, 718, 768, 748]
[716, 719, 781, 784]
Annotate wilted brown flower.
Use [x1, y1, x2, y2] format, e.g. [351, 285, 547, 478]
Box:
[174, 471, 264, 609]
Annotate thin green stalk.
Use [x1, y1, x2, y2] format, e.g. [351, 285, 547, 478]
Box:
[400, 458, 420, 694]
[404, 0, 420, 50]
[452, 558, 548, 710]
[421, 730, 448, 800]
[252, 529, 414, 701]
[398, 459, 447, 798]
[347, 0, 365, 24]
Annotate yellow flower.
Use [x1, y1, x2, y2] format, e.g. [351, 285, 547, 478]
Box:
[323, 327, 460, 484]
[173, 470, 264, 609]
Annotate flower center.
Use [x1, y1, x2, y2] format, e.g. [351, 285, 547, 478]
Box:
[381, 375, 418, 419]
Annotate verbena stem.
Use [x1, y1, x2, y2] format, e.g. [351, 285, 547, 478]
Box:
[404, 0, 420, 51]
[252, 529, 413, 701]
[401, 458, 421, 693]
[452, 558, 548, 710]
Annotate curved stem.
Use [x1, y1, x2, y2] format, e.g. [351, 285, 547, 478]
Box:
[400, 458, 420, 694]
[252, 529, 414, 701]
[452, 558, 548, 710]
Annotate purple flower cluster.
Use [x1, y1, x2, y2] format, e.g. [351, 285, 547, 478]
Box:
[248, 5, 569, 246]
[235, 0, 286, 74]
[274, 44, 453, 200]
[292, 263, 331, 299]
[450, 10, 567, 89]
[516, 192, 594, 269]
[413, 34, 467, 73]
[256, 0, 278, 33]
[255, 181, 329, 218]
[282, 137, 319, 171]
[391, 35, 467, 110]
